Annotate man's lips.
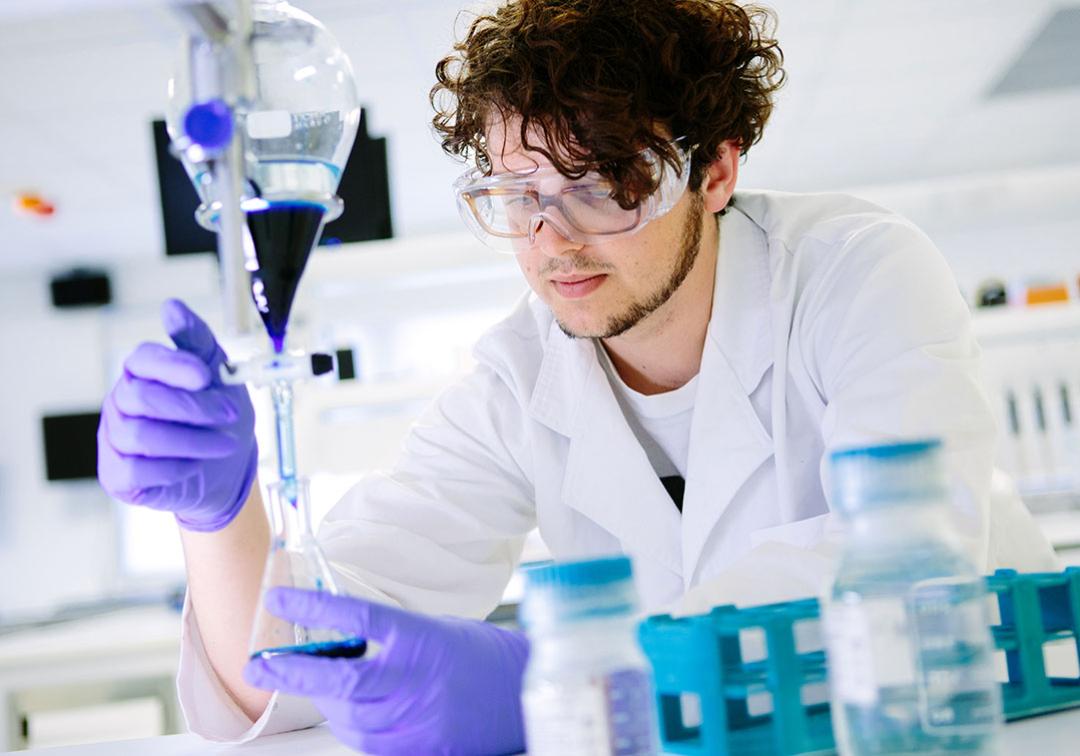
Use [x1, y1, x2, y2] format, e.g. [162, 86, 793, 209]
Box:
[549, 273, 607, 299]
[549, 274, 605, 284]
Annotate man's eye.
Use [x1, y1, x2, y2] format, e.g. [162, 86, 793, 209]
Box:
[568, 187, 616, 206]
[570, 180, 616, 197]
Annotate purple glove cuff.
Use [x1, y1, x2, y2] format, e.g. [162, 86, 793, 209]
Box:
[176, 444, 259, 533]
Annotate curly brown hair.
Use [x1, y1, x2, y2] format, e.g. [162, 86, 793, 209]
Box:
[431, 0, 785, 209]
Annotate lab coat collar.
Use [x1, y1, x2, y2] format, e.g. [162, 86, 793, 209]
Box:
[527, 201, 775, 580]
[707, 202, 774, 397]
[525, 311, 688, 574]
[526, 321, 682, 573]
[680, 204, 776, 583]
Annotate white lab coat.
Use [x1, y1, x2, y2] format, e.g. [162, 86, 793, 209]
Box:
[177, 190, 1057, 741]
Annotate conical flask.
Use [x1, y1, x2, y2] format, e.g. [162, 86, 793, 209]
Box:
[249, 478, 366, 659]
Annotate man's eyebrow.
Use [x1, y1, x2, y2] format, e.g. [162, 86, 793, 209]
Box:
[491, 158, 602, 179]
[491, 162, 548, 178]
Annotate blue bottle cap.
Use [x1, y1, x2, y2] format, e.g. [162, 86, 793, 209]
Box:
[522, 555, 632, 589]
[184, 99, 234, 152]
[520, 556, 638, 628]
[829, 438, 947, 515]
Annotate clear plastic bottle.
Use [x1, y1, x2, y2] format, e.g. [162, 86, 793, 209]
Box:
[822, 440, 1002, 754]
[520, 556, 659, 756]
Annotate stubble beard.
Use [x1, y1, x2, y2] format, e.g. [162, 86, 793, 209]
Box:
[556, 190, 705, 340]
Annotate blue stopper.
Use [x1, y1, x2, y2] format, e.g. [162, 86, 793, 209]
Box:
[183, 99, 233, 151]
[523, 556, 633, 589]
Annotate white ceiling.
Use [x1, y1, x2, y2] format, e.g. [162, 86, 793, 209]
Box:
[0, 0, 1078, 273]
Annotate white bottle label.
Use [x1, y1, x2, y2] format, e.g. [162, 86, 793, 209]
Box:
[523, 668, 656, 756]
[824, 597, 916, 706]
[523, 678, 610, 756]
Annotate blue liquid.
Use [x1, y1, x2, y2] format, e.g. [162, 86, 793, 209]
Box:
[252, 637, 367, 660]
[270, 380, 298, 507]
[245, 201, 325, 352]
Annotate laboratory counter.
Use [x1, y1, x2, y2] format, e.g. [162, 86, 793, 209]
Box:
[10, 707, 1080, 755]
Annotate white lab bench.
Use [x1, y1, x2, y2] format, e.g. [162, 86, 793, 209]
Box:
[8, 708, 1080, 755]
[0, 606, 182, 751]
[2, 603, 1078, 754]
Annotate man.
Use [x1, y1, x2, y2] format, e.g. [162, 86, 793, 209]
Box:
[98, 0, 1055, 753]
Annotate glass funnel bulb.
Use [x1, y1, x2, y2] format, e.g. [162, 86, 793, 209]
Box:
[249, 478, 366, 659]
[166, 0, 360, 352]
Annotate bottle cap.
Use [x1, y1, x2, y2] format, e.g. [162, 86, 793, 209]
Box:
[520, 556, 637, 628]
[523, 555, 632, 588]
[829, 439, 947, 515]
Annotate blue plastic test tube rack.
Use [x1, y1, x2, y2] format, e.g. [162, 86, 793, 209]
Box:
[989, 568, 1080, 719]
[639, 568, 1080, 755]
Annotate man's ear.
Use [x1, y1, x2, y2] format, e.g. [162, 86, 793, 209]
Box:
[700, 139, 740, 214]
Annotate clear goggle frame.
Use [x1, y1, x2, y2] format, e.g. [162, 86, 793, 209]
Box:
[453, 137, 692, 254]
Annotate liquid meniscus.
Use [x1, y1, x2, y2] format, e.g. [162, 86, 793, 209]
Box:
[251, 637, 367, 660]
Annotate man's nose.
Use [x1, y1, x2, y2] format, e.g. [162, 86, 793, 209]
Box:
[529, 213, 582, 258]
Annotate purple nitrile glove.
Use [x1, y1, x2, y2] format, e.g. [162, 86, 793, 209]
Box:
[243, 588, 530, 755]
[97, 298, 257, 532]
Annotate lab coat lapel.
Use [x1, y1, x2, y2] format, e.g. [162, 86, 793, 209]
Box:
[529, 325, 683, 575]
[681, 205, 775, 585]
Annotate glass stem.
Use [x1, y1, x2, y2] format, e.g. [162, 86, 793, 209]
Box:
[271, 378, 298, 507]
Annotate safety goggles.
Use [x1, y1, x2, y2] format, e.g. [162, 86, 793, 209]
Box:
[453, 138, 692, 254]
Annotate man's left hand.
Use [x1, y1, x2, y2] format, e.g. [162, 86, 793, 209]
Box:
[243, 588, 529, 755]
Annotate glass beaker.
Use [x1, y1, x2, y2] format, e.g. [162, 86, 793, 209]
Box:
[249, 477, 366, 659]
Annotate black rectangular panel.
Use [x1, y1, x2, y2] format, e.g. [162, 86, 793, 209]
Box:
[42, 412, 101, 481]
[153, 119, 219, 256]
[335, 348, 356, 381]
[50, 269, 112, 308]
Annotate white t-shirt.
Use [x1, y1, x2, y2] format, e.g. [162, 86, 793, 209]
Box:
[596, 342, 697, 505]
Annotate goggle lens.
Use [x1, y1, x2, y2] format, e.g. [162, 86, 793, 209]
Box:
[463, 185, 644, 238]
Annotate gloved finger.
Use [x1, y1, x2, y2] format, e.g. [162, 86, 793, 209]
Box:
[243, 654, 395, 702]
[97, 433, 200, 500]
[111, 373, 238, 426]
[130, 481, 190, 511]
[162, 299, 223, 368]
[123, 342, 213, 391]
[102, 399, 239, 459]
[264, 588, 407, 643]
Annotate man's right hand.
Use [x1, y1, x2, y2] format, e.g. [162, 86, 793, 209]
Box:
[98, 298, 258, 533]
